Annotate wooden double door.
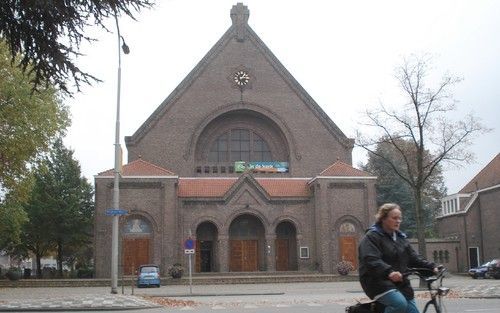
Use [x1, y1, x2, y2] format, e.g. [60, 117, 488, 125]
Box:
[122, 238, 150, 275]
[230, 240, 258, 272]
[340, 236, 358, 269]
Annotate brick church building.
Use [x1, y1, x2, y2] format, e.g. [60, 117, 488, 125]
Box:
[94, 3, 377, 278]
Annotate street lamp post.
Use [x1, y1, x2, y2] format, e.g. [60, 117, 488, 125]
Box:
[111, 14, 129, 294]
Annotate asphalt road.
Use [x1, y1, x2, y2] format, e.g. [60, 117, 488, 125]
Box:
[1, 274, 499, 312]
[14, 298, 497, 313]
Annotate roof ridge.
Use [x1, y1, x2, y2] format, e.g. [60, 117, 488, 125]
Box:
[97, 158, 175, 176]
[318, 160, 372, 177]
[459, 153, 500, 193]
[133, 158, 176, 175]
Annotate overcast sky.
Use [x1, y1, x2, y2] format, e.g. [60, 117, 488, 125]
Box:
[65, 0, 499, 194]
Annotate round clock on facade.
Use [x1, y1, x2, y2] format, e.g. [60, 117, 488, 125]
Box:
[233, 70, 250, 86]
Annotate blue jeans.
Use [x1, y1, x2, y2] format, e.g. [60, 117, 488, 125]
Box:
[378, 290, 419, 313]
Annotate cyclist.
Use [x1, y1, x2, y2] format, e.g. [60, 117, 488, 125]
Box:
[358, 203, 438, 313]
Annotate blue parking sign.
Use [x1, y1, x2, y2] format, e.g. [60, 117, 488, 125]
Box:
[184, 238, 195, 250]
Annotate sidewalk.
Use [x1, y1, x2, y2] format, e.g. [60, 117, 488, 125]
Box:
[0, 294, 158, 311]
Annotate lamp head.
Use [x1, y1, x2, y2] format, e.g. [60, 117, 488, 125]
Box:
[121, 36, 130, 54]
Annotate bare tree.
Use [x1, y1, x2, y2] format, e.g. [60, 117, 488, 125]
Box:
[357, 55, 489, 259]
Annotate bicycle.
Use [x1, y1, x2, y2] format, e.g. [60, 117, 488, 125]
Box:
[346, 266, 450, 313]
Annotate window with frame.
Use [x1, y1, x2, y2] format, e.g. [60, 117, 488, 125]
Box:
[208, 129, 272, 162]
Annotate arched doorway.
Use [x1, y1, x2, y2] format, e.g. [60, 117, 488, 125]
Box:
[195, 222, 218, 272]
[122, 217, 152, 275]
[338, 221, 358, 269]
[275, 221, 298, 271]
[229, 214, 265, 271]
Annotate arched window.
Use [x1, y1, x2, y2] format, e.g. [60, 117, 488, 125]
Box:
[208, 129, 272, 162]
[123, 217, 152, 234]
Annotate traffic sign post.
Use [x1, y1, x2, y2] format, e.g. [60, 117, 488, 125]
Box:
[184, 238, 195, 294]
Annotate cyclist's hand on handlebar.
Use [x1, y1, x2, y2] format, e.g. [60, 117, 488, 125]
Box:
[388, 271, 403, 282]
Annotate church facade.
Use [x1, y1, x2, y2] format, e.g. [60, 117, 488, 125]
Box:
[94, 3, 377, 278]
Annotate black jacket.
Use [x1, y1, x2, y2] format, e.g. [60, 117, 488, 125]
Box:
[358, 224, 435, 300]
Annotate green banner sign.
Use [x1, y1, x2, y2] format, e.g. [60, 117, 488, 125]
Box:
[234, 161, 289, 173]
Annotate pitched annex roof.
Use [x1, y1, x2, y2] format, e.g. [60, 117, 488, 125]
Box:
[177, 177, 311, 198]
[459, 153, 500, 193]
[97, 158, 176, 177]
[125, 3, 353, 150]
[257, 178, 311, 197]
[178, 178, 237, 198]
[318, 160, 373, 177]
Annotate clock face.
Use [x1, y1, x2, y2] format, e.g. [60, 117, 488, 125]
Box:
[233, 70, 250, 86]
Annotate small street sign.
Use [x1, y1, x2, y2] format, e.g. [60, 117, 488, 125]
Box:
[105, 209, 128, 216]
[184, 249, 195, 254]
[184, 238, 195, 250]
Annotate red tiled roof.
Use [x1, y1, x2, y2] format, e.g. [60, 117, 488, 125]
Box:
[256, 179, 310, 197]
[177, 177, 311, 198]
[97, 158, 175, 176]
[178, 178, 237, 197]
[318, 161, 373, 177]
[459, 153, 500, 193]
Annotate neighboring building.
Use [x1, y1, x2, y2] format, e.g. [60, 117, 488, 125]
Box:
[94, 3, 377, 278]
[437, 153, 500, 271]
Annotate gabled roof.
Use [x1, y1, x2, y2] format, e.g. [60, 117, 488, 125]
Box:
[178, 178, 237, 198]
[125, 3, 353, 149]
[97, 158, 176, 177]
[177, 176, 311, 199]
[459, 153, 500, 193]
[257, 178, 310, 197]
[318, 160, 374, 177]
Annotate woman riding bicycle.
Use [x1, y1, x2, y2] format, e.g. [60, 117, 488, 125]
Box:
[358, 203, 438, 313]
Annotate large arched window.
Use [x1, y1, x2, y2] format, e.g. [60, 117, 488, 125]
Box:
[208, 129, 272, 162]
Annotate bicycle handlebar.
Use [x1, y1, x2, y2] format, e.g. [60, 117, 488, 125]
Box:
[403, 266, 447, 281]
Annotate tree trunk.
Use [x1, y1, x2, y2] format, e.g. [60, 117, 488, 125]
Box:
[57, 242, 63, 277]
[414, 188, 427, 259]
[36, 253, 42, 278]
[414, 187, 429, 288]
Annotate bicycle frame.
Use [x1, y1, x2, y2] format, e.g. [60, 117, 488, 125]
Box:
[346, 268, 449, 313]
[414, 268, 449, 313]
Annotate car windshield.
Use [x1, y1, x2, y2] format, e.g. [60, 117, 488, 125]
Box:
[140, 266, 158, 273]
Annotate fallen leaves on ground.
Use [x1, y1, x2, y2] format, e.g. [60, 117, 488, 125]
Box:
[141, 296, 198, 307]
[415, 290, 462, 299]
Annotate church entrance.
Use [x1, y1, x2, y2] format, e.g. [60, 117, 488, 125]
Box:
[275, 221, 298, 271]
[122, 238, 150, 275]
[339, 236, 357, 269]
[229, 240, 258, 271]
[195, 222, 218, 272]
[229, 214, 264, 271]
[121, 217, 152, 275]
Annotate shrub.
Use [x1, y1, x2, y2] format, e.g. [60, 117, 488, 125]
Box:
[167, 263, 184, 278]
[5, 267, 22, 281]
[336, 260, 354, 275]
[76, 267, 94, 278]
